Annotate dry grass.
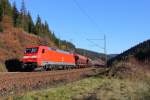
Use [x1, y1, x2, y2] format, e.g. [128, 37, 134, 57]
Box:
[88, 78, 150, 100]
[0, 63, 7, 72]
[10, 74, 150, 100]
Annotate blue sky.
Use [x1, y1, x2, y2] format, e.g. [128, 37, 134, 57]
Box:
[9, 0, 150, 54]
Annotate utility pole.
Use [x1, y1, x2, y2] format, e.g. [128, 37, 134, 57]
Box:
[87, 35, 107, 67]
[59, 39, 61, 49]
[104, 35, 107, 67]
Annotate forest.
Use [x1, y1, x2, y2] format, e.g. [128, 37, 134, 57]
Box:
[0, 0, 75, 50]
[108, 39, 150, 66]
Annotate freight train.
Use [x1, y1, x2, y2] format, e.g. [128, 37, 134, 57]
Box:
[22, 46, 92, 71]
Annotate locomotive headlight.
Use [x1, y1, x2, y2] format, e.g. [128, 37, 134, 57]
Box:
[23, 56, 37, 58]
[23, 56, 29, 58]
[31, 56, 37, 58]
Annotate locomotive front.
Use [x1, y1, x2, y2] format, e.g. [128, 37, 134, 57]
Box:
[22, 46, 41, 70]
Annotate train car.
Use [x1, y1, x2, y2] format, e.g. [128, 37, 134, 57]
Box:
[87, 58, 93, 66]
[22, 46, 76, 70]
[74, 54, 90, 68]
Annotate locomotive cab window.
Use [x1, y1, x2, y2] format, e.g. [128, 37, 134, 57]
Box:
[25, 47, 38, 54]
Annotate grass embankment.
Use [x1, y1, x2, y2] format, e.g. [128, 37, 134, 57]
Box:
[12, 75, 150, 100]
[12, 77, 103, 100]
[0, 63, 7, 72]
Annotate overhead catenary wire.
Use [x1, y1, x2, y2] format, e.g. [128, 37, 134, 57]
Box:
[72, 0, 103, 46]
[87, 35, 107, 66]
[72, 0, 100, 31]
[86, 39, 104, 50]
[72, 0, 107, 66]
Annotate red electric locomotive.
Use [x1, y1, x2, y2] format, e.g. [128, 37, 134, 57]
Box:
[22, 46, 91, 71]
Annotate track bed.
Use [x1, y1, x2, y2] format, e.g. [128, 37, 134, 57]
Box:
[0, 68, 98, 97]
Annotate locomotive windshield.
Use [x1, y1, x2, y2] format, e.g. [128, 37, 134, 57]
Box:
[25, 47, 38, 54]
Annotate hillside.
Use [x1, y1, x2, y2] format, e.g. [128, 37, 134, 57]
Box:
[0, 0, 75, 50]
[0, 28, 57, 71]
[75, 48, 106, 65]
[75, 48, 106, 60]
[108, 54, 118, 59]
[0, 0, 105, 71]
[108, 39, 150, 65]
[0, 0, 76, 71]
[108, 39, 150, 78]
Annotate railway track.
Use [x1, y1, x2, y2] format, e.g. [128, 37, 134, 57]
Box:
[0, 67, 101, 97]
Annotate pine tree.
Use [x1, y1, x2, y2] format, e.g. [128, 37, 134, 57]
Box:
[41, 23, 45, 34]
[34, 15, 42, 35]
[0, 0, 12, 16]
[20, 0, 28, 31]
[0, 3, 3, 21]
[51, 32, 59, 46]
[20, 0, 26, 16]
[0, 3, 3, 31]
[44, 21, 52, 39]
[12, 2, 19, 27]
[27, 12, 34, 33]
[44, 21, 49, 33]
